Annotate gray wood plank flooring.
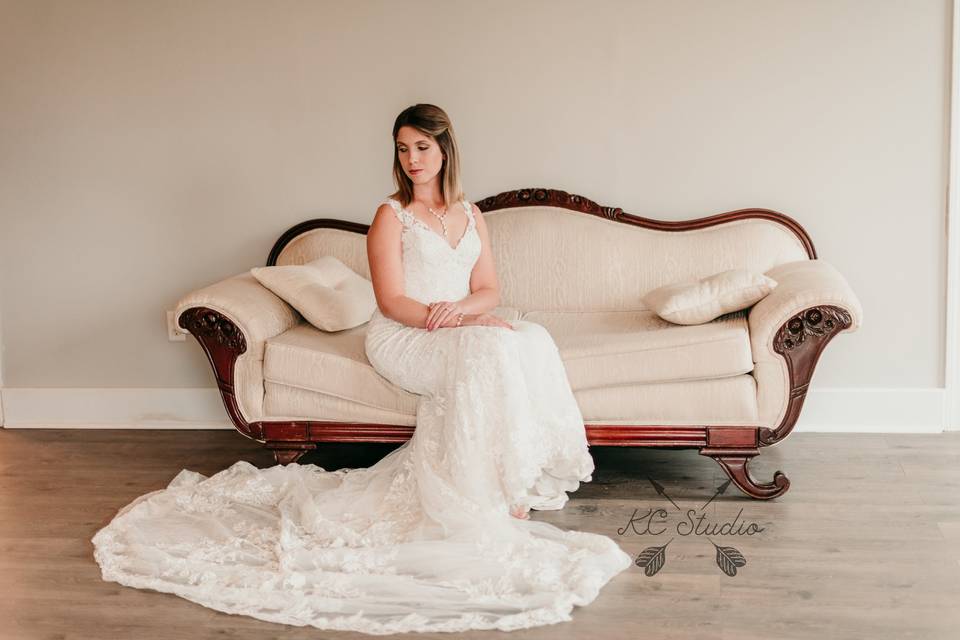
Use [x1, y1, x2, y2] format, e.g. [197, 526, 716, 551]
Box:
[2, 428, 958, 640]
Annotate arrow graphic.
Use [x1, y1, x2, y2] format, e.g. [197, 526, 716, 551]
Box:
[647, 476, 681, 511]
[700, 479, 732, 510]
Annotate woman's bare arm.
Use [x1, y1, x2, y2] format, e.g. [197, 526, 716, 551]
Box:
[458, 203, 501, 314]
[367, 203, 433, 328]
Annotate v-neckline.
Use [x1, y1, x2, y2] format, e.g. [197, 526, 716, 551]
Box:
[391, 198, 473, 251]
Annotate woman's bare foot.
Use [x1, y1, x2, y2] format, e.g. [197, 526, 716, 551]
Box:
[509, 504, 530, 520]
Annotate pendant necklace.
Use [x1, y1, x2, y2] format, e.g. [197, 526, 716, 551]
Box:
[427, 204, 448, 237]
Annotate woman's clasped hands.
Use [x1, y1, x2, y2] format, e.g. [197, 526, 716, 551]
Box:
[426, 300, 515, 331]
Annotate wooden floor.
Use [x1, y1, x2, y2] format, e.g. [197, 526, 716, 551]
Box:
[2, 428, 959, 640]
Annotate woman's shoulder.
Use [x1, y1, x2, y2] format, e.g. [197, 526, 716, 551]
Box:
[377, 193, 405, 212]
[375, 196, 408, 227]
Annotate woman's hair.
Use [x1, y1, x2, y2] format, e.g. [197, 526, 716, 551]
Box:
[390, 104, 464, 208]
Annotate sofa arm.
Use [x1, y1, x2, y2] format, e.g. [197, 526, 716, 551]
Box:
[748, 259, 863, 444]
[174, 272, 302, 425]
[749, 259, 863, 358]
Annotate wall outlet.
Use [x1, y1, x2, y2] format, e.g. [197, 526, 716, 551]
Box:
[167, 310, 188, 341]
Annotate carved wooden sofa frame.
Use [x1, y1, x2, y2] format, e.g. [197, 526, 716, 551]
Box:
[178, 187, 856, 500]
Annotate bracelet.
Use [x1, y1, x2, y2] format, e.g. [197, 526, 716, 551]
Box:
[456, 312, 464, 327]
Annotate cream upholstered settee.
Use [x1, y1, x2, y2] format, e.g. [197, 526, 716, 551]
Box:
[174, 188, 863, 500]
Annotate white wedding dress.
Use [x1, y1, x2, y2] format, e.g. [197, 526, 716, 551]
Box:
[92, 196, 632, 634]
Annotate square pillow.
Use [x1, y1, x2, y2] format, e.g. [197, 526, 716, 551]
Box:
[641, 268, 777, 325]
[250, 256, 377, 332]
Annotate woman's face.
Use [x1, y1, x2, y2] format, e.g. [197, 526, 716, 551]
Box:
[395, 126, 444, 184]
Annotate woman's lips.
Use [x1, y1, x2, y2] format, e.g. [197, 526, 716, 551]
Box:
[410, 169, 423, 174]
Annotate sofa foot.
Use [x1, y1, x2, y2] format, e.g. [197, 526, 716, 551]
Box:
[266, 443, 315, 465]
[699, 447, 790, 499]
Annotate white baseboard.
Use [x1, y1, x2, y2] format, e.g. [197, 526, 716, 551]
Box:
[0, 386, 949, 433]
[793, 387, 945, 433]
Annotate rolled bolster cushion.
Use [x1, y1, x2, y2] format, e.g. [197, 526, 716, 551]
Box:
[747, 259, 864, 358]
[174, 271, 301, 360]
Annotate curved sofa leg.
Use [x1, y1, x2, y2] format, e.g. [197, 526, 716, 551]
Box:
[699, 447, 790, 499]
[267, 443, 315, 465]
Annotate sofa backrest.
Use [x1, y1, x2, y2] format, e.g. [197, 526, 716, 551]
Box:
[482, 205, 811, 311]
[272, 194, 812, 313]
[275, 226, 372, 277]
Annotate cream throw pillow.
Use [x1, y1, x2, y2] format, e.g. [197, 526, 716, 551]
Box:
[250, 256, 377, 332]
[642, 269, 777, 325]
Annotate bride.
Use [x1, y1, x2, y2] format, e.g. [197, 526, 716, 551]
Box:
[92, 103, 632, 634]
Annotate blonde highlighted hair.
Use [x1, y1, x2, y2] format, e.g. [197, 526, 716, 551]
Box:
[390, 104, 464, 208]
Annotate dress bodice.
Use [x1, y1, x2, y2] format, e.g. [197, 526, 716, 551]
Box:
[379, 196, 481, 306]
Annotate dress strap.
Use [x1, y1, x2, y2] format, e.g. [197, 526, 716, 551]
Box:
[461, 198, 475, 227]
[382, 198, 411, 227]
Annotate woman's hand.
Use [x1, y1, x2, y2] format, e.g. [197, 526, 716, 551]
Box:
[460, 312, 515, 330]
[426, 301, 466, 331]
[425, 302, 515, 331]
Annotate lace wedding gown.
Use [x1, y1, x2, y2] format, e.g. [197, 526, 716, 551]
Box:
[92, 196, 632, 634]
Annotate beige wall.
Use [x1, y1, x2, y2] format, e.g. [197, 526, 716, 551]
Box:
[0, 0, 949, 394]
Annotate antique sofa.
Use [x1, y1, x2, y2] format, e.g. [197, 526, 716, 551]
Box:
[174, 187, 863, 499]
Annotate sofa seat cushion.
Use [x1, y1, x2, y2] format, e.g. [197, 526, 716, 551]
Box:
[261, 306, 754, 421]
[521, 308, 754, 390]
[264, 380, 417, 425]
[263, 322, 419, 418]
[262, 306, 525, 420]
[576, 375, 759, 425]
[262, 373, 759, 425]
